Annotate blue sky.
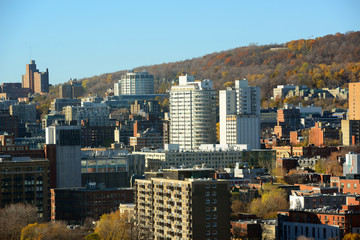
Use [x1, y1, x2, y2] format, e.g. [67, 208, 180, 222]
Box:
[0, 0, 359, 85]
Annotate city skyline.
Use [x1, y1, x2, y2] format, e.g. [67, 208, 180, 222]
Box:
[0, 0, 359, 85]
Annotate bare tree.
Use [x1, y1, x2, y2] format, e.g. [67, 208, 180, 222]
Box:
[0, 203, 39, 240]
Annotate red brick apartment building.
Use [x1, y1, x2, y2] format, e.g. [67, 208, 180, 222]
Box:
[331, 174, 360, 194]
[278, 196, 360, 239]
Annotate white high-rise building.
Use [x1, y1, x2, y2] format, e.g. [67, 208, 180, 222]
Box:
[114, 71, 154, 95]
[219, 79, 260, 150]
[170, 75, 216, 150]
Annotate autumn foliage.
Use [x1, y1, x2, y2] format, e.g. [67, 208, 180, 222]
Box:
[249, 183, 289, 219]
[56, 31, 360, 99]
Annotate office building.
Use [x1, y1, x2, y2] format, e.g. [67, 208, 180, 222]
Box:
[80, 149, 145, 187]
[9, 102, 36, 123]
[50, 98, 81, 112]
[64, 102, 110, 126]
[22, 60, 49, 93]
[114, 71, 154, 95]
[0, 111, 18, 137]
[170, 75, 217, 150]
[46, 125, 81, 188]
[135, 168, 230, 240]
[51, 183, 133, 224]
[42, 113, 65, 129]
[134, 144, 247, 171]
[0, 83, 31, 100]
[0, 156, 49, 219]
[219, 79, 260, 150]
[59, 80, 84, 99]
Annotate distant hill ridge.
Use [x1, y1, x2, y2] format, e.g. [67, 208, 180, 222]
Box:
[77, 31, 360, 98]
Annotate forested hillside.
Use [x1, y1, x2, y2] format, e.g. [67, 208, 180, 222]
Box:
[75, 31, 360, 98]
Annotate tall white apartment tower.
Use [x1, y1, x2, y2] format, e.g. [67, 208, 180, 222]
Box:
[170, 75, 217, 150]
[219, 79, 260, 150]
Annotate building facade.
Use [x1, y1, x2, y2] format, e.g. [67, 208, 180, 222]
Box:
[134, 144, 247, 171]
[0, 156, 50, 219]
[9, 103, 36, 123]
[50, 98, 81, 112]
[219, 79, 260, 150]
[51, 184, 134, 223]
[46, 125, 81, 188]
[170, 75, 217, 150]
[114, 71, 154, 95]
[22, 60, 49, 93]
[349, 82, 360, 120]
[135, 168, 230, 240]
[341, 119, 360, 146]
[64, 102, 110, 126]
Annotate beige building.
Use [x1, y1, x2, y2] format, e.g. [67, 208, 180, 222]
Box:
[135, 168, 230, 240]
[349, 82, 360, 120]
[22, 60, 49, 93]
[134, 144, 247, 171]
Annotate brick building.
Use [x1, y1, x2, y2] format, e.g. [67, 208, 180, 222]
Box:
[0, 111, 18, 137]
[278, 200, 360, 240]
[51, 183, 134, 224]
[231, 220, 262, 239]
[331, 174, 360, 194]
[0, 156, 50, 219]
[309, 122, 340, 146]
[22, 60, 49, 93]
[273, 145, 339, 160]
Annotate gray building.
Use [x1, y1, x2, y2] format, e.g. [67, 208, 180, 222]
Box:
[46, 125, 81, 188]
[114, 71, 154, 95]
[9, 102, 36, 123]
[64, 102, 110, 126]
[50, 98, 81, 112]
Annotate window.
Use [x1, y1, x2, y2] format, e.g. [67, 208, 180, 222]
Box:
[347, 183, 351, 189]
[205, 199, 210, 204]
[213, 215, 217, 219]
[205, 215, 210, 220]
[212, 222, 217, 227]
[212, 199, 217, 204]
[206, 223, 210, 228]
[355, 183, 357, 189]
[205, 207, 210, 212]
